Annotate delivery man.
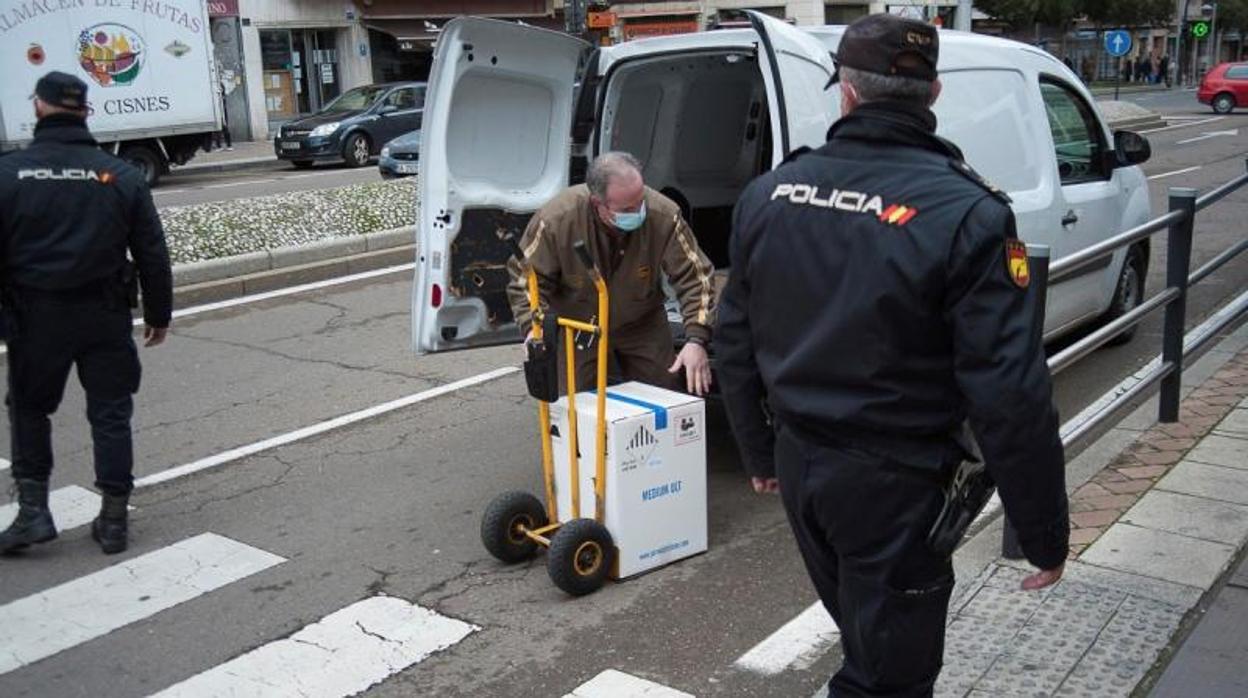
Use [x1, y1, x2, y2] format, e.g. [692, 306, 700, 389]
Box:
[506, 152, 716, 395]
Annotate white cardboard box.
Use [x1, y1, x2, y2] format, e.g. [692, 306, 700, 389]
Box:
[550, 381, 707, 579]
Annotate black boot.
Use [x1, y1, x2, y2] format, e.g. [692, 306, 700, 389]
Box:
[91, 492, 129, 555]
[0, 479, 58, 553]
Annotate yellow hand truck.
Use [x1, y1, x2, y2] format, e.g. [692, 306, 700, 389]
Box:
[481, 241, 615, 596]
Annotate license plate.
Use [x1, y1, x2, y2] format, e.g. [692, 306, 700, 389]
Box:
[281, 141, 302, 151]
[396, 163, 418, 174]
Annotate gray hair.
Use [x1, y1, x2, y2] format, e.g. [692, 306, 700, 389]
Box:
[586, 151, 643, 199]
[839, 66, 933, 108]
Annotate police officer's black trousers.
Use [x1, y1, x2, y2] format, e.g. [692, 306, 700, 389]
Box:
[6, 293, 141, 496]
[776, 427, 954, 698]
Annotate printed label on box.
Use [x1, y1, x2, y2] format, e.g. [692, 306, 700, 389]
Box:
[673, 410, 702, 446]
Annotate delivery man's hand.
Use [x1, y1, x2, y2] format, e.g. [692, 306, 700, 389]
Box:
[670, 341, 712, 396]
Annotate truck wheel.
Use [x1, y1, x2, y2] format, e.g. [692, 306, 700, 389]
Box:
[120, 145, 163, 187]
[547, 518, 613, 596]
[1212, 92, 1235, 114]
[481, 491, 547, 564]
[343, 133, 371, 168]
[1103, 247, 1145, 347]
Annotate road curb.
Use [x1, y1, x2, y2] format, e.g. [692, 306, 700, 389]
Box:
[171, 226, 414, 307]
[169, 155, 279, 176]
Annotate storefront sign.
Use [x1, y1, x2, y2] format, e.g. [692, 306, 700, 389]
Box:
[622, 19, 699, 41]
[207, 0, 239, 18]
[588, 12, 617, 29]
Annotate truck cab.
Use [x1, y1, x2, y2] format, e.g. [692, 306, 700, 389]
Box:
[411, 14, 1152, 355]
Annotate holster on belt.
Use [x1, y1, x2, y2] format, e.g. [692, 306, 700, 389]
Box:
[926, 424, 996, 558]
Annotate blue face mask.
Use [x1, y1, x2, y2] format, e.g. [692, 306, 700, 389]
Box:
[612, 201, 647, 232]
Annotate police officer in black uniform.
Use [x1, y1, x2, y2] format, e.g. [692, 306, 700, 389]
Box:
[717, 15, 1069, 697]
[0, 72, 172, 556]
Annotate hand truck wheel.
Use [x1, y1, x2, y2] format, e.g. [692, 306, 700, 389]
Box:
[481, 490, 547, 563]
[547, 518, 614, 596]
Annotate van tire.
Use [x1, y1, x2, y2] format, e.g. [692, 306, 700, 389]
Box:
[343, 133, 371, 168]
[1103, 247, 1145, 347]
[1212, 93, 1236, 114]
[119, 144, 164, 187]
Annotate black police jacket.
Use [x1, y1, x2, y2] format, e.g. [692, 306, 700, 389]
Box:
[0, 114, 173, 328]
[717, 101, 1069, 570]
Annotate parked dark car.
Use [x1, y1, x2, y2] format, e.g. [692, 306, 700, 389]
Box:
[1198, 62, 1248, 114]
[274, 82, 425, 168]
[379, 130, 421, 179]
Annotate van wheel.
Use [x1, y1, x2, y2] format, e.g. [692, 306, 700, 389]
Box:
[343, 133, 371, 167]
[119, 144, 163, 187]
[1212, 92, 1236, 114]
[1103, 247, 1145, 347]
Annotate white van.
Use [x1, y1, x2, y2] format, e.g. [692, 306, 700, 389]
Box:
[411, 13, 1152, 354]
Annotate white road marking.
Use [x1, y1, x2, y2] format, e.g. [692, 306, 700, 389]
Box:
[0, 533, 284, 675]
[150, 595, 476, 698]
[1176, 129, 1240, 145]
[1138, 116, 1225, 134]
[0, 485, 100, 534]
[0, 457, 8, 472]
[734, 601, 840, 676]
[1148, 166, 1202, 180]
[567, 670, 695, 698]
[134, 366, 519, 489]
[0, 263, 415, 358]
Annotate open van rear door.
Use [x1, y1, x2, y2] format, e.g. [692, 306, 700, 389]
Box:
[412, 18, 588, 353]
[745, 11, 837, 164]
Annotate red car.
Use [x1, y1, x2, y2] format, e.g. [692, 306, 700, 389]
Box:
[1198, 62, 1248, 113]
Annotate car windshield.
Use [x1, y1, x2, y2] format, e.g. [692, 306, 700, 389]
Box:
[321, 86, 388, 113]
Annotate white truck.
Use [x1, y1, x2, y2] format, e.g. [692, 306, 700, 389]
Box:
[0, 0, 221, 186]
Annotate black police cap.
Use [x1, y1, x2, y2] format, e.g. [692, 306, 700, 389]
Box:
[828, 14, 939, 88]
[32, 71, 89, 110]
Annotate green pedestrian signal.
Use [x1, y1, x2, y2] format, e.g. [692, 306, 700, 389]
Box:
[1191, 20, 1211, 38]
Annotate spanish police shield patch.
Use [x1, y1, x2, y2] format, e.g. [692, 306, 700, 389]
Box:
[1005, 239, 1030, 288]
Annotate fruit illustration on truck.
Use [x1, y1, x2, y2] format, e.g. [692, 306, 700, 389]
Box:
[78, 24, 144, 87]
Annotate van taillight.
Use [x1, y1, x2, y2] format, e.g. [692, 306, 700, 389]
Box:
[431, 284, 443, 308]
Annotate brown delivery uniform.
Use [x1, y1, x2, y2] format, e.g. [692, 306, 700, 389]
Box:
[506, 185, 715, 393]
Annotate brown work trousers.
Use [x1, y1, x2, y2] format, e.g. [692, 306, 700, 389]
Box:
[559, 309, 680, 395]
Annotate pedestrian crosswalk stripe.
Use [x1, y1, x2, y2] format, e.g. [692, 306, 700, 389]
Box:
[0, 485, 101, 536]
[566, 669, 694, 697]
[0, 458, 9, 472]
[0, 533, 284, 676]
[734, 601, 840, 676]
[149, 595, 476, 697]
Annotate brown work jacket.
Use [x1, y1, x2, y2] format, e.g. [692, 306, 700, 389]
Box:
[506, 185, 715, 342]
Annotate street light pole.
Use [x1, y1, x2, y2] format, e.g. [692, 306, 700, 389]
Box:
[955, 0, 973, 32]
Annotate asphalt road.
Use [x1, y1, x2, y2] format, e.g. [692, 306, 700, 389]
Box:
[153, 161, 383, 208]
[0, 93, 1245, 697]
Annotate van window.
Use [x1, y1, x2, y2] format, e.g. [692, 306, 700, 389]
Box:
[934, 70, 1042, 194]
[1039, 79, 1108, 185]
[1225, 65, 1248, 79]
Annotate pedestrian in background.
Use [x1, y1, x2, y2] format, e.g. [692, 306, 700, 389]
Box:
[213, 76, 233, 152]
[0, 71, 173, 556]
[718, 14, 1069, 696]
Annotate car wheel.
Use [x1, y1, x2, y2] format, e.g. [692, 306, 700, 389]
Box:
[1212, 92, 1236, 114]
[291, 160, 314, 170]
[343, 133, 371, 167]
[1103, 247, 1145, 347]
[119, 144, 163, 187]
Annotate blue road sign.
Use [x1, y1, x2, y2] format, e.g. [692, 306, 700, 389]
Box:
[1105, 30, 1132, 57]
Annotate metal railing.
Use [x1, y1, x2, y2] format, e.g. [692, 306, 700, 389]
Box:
[1001, 159, 1248, 559]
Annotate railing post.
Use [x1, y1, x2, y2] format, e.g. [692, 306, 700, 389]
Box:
[1002, 244, 1051, 561]
[1159, 188, 1198, 423]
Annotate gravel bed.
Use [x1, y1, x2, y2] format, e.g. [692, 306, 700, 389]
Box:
[159, 177, 419, 264]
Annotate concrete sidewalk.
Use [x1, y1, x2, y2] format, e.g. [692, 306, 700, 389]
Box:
[933, 325, 1248, 697]
[171, 140, 276, 174]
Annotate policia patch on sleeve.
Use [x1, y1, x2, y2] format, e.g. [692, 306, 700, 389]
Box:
[1005, 238, 1030, 288]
